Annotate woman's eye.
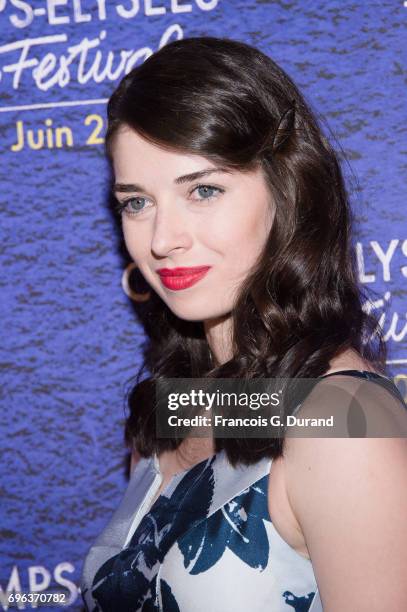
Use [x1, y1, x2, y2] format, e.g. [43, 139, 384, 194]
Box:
[114, 185, 224, 216]
[191, 184, 224, 201]
[114, 196, 150, 216]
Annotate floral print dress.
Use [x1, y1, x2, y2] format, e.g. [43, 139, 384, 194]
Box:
[81, 449, 321, 611]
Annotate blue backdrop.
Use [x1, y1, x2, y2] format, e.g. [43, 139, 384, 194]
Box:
[1, 1, 406, 610]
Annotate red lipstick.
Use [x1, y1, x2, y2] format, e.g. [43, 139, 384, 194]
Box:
[156, 266, 211, 290]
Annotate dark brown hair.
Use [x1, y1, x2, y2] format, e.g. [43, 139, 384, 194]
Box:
[106, 36, 386, 465]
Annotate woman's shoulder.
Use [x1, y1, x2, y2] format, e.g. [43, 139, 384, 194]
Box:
[279, 409, 407, 608]
[288, 347, 403, 429]
[297, 348, 405, 429]
[267, 348, 405, 561]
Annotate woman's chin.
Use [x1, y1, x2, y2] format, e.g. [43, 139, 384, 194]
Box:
[164, 298, 229, 323]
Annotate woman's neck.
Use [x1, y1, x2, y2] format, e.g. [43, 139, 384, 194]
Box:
[159, 438, 215, 478]
[204, 313, 233, 366]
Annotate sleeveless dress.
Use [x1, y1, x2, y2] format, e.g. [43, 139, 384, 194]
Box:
[80, 370, 405, 612]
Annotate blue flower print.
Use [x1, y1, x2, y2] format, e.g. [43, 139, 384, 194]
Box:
[178, 474, 272, 574]
[283, 590, 316, 611]
[91, 456, 216, 611]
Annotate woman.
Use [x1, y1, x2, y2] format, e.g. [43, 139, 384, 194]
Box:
[80, 37, 407, 611]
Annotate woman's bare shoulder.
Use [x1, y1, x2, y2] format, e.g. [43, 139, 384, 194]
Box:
[280, 434, 407, 609]
[267, 347, 398, 563]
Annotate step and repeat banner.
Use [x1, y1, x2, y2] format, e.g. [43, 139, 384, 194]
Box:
[1, 1, 406, 610]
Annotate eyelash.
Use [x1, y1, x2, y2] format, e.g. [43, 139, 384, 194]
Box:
[113, 184, 225, 217]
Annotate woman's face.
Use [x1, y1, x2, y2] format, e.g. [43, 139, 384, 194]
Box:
[112, 126, 274, 322]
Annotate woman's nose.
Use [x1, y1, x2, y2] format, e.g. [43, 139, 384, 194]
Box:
[150, 205, 193, 258]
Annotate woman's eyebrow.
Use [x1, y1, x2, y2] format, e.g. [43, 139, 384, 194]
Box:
[173, 166, 232, 185]
[113, 167, 232, 193]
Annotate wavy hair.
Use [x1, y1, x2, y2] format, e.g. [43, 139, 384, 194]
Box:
[105, 36, 386, 465]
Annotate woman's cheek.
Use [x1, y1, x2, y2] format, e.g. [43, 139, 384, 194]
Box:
[123, 226, 144, 262]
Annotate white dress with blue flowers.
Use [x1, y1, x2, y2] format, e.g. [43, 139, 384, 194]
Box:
[81, 449, 322, 611]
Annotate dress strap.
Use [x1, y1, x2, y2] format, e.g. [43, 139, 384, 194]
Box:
[318, 369, 406, 407]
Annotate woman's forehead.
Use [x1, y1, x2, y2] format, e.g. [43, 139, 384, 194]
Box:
[112, 129, 263, 188]
[112, 127, 214, 172]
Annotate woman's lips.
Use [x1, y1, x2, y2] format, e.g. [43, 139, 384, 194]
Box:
[156, 266, 212, 290]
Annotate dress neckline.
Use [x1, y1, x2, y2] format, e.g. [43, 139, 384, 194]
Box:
[151, 450, 220, 497]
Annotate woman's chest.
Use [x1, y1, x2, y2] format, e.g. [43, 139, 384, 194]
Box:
[88, 453, 317, 612]
[149, 455, 310, 561]
[154, 464, 316, 611]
